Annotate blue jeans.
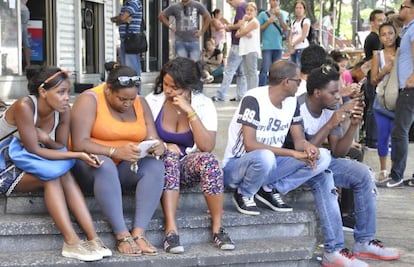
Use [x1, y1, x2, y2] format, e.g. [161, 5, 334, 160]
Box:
[259, 49, 282, 86]
[120, 39, 142, 94]
[175, 40, 200, 62]
[329, 158, 377, 244]
[216, 45, 246, 101]
[390, 89, 414, 181]
[242, 52, 258, 90]
[223, 148, 346, 252]
[290, 49, 303, 68]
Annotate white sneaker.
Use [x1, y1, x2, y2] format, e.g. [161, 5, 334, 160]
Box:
[321, 248, 368, 267]
[62, 241, 103, 261]
[88, 237, 112, 257]
[353, 239, 400, 261]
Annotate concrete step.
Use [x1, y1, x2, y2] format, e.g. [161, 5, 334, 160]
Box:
[0, 208, 316, 253]
[0, 237, 317, 267]
[1, 187, 315, 215]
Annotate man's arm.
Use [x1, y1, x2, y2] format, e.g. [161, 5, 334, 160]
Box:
[405, 39, 414, 88]
[158, 11, 171, 29]
[196, 12, 211, 37]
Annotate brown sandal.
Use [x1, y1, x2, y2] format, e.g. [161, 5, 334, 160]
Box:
[116, 236, 142, 257]
[133, 235, 158, 256]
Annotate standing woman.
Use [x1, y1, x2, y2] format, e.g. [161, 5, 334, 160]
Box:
[288, 0, 310, 66]
[236, 2, 261, 91]
[210, 9, 230, 53]
[70, 63, 165, 256]
[146, 57, 234, 254]
[0, 66, 111, 261]
[369, 22, 398, 184]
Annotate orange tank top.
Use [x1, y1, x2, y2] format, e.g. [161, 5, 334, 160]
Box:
[90, 84, 147, 148]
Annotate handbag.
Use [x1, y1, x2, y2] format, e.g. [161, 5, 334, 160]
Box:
[8, 137, 75, 181]
[373, 96, 395, 119]
[0, 130, 25, 195]
[124, 21, 148, 54]
[376, 49, 399, 111]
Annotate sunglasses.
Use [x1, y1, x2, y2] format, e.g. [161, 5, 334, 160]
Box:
[40, 70, 70, 89]
[117, 76, 141, 87]
[321, 64, 335, 75]
[287, 78, 301, 86]
[400, 4, 414, 9]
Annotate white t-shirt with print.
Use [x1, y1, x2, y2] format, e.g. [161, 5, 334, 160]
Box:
[291, 18, 310, 49]
[222, 86, 301, 166]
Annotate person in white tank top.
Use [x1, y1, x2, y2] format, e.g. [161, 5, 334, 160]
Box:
[236, 2, 261, 91]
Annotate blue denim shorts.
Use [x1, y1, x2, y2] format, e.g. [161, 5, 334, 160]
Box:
[0, 151, 24, 196]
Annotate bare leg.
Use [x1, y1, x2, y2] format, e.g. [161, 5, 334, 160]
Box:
[161, 190, 180, 234]
[18, 175, 82, 245]
[60, 172, 97, 241]
[205, 193, 224, 234]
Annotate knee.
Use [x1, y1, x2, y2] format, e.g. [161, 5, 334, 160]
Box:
[252, 149, 275, 172]
[316, 148, 332, 170]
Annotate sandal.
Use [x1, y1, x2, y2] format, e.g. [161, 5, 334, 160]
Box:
[116, 236, 142, 257]
[133, 235, 158, 256]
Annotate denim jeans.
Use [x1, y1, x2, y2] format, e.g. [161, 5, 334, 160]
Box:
[242, 52, 258, 90]
[290, 49, 303, 68]
[216, 45, 246, 101]
[175, 40, 200, 62]
[120, 40, 142, 94]
[329, 158, 377, 244]
[390, 89, 414, 181]
[223, 148, 346, 252]
[259, 49, 282, 86]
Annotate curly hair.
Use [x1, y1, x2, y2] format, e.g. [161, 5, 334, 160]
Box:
[306, 64, 340, 95]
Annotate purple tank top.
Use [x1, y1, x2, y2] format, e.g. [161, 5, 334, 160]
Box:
[155, 106, 194, 155]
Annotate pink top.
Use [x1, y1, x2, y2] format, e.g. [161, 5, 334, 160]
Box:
[211, 19, 226, 46]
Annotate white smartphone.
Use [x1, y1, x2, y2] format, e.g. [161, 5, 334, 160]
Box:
[137, 140, 159, 158]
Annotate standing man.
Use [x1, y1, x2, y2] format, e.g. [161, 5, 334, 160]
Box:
[159, 0, 211, 61]
[386, 1, 414, 187]
[257, 0, 288, 87]
[363, 9, 386, 150]
[21, 0, 31, 69]
[211, 0, 247, 102]
[111, 0, 143, 79]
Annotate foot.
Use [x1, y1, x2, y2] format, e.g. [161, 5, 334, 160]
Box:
[342, 213, 355, 233]
[211, 96, 224, 102]
[133, 235, 158, 256]
[87, 237, 112, 257]
[62, 241, 103, 262]
[232, 190, 260, 215]
[204, 75, 214, 83]
[353, 239, 400, 261]
[254, 187, 293, 212]
[163, 231, 184, 254]
[213, 227, 235, 250]
[386, 178, 404, 188]
[116, 236, 142, 257]
[321, 248, 368, 267]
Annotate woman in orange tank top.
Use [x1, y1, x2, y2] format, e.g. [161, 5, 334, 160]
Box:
[71, 63, 166, 256]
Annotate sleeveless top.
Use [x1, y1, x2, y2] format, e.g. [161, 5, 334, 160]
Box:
[211, 19, 226, 46]
[239, 18, 261, 57]
[154, 106, 194, 155]
[88, 84, 146, 148]
[0, 95, 59, 140]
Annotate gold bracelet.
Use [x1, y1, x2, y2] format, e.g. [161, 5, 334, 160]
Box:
[187, 111, 197, 120]
[108, 147, 116, 158]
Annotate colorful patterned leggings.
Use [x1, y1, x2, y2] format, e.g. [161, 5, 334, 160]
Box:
[162, 150, 224, 195]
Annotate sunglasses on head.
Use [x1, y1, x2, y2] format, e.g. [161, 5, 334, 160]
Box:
[400, 3, 414, 9]
[117, 76, 141, 87]
[321, 64, 335, 75]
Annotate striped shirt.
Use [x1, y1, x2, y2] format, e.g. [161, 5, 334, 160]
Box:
[119, 0, 142, 39]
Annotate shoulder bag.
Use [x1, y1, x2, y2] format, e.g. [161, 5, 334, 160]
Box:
[376, 49, 399, 111]
[124, 19, 148, 54]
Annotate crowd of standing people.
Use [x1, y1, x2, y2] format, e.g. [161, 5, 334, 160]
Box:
[3, 0, 414, 266]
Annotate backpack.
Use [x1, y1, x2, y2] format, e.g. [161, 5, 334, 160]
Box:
[300, 18, 315, 44]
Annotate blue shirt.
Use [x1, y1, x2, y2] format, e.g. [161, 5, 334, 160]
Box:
[119, 0, 142, 38]
[398, 19, 414, 88]
[258, 10, 287, 50]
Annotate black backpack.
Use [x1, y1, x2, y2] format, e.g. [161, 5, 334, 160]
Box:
[300, 18, 315, 44]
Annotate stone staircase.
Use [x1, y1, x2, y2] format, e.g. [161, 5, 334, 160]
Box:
[0, 187, 320, 267]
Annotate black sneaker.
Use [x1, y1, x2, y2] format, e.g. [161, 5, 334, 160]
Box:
[254, 187, 293, 212]
[386, 178, 404, 188]
[163, 231, 184, 254]
[211, 96, 224, 102]
[342, 213, 355, 233]
[213, 227, 235, 250]
[232, 191, 260, 215]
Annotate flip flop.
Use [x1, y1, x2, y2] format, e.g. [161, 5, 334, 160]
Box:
[116, 236, 142, 257]
[133, 235, 158, 256]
